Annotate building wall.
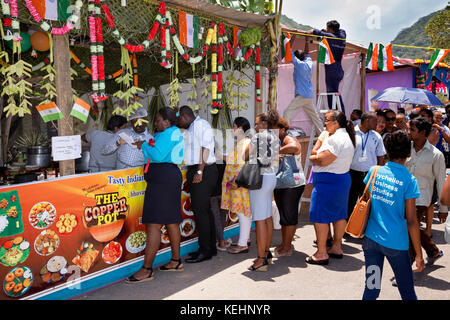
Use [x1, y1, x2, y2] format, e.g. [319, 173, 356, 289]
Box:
[365, 67, 415, 111]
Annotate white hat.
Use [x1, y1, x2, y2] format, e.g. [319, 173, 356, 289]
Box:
[129, 108, 148, 120]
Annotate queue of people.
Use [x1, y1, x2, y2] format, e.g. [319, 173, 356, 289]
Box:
[80, 101, 450, 300]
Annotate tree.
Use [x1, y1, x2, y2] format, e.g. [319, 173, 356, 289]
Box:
[424, 5, 450, 64]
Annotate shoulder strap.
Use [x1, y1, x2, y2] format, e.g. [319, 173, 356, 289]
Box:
[362, 166, 380, 198]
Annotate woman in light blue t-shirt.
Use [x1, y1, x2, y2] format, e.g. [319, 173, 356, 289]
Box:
[362, 131, 424, 300]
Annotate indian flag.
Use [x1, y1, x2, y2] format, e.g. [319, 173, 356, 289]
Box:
[70, 98, 91, 123]
[366, 43, 394, 72]
[428, 49, 449, 69]
[36, 102, 64, 122]
[178, 10, 199, 49]
[32, 0, 71, 21]
[281, 33, 293, 63]
[317, 37, 335, 65]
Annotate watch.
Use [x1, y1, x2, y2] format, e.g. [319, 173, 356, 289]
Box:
[196, 170, 203, 175]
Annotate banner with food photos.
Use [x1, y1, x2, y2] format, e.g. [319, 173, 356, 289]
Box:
[0, 166, 238, 300]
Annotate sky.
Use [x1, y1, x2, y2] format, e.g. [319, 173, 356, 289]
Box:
[281, 0, 446, 46]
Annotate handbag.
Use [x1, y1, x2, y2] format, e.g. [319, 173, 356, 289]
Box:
[275, 155, 301, 189]
[345, 166, 380, 238]
[235, 137, 263, 190]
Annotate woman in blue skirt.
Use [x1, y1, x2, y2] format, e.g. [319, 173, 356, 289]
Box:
[307, 110, 355, 265]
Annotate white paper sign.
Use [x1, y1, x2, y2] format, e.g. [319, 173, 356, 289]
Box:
[118, 132, 137, 148]
[51, 135, 82, 161]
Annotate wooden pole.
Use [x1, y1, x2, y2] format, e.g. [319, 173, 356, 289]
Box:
[53, 34, 75, 176]
[267, 0, 282, 110]
[360, 53, 366, 112]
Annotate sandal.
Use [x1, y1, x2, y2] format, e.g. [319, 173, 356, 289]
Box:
[266, 250, 273, 264]
[231, 240, 251, 247]
[159, 258, 184, 272]
[216, 239, 232, 252]
[248, 257, 268, 272]
[126, 266, 154, 283]
[227, 246, 249, 254]
[273, 248, 292, 258]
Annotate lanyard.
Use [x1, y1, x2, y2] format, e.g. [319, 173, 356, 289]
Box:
[360, 131, 371, 154]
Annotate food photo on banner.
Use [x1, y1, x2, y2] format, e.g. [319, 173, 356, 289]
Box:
[0, 166, 239, 300]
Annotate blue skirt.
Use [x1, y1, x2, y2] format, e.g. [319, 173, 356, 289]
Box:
[309, 172, 351, 224]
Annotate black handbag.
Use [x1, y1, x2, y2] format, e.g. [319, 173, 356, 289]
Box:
[235, 136, 263, 190]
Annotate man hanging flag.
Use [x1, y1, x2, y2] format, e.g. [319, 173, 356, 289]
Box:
[178, 10, 200, 48]
[70, 98, 91, 123]
[317, 37, 335, 65]
[428, 49, 449, 69]
[31, 0, 71, 21]
[36, 102, 64, 122]
[366, 42, 394, 72]
[280, 32, 293, 63]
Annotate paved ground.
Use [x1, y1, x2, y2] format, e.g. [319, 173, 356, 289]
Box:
[75, 211, 450, 301]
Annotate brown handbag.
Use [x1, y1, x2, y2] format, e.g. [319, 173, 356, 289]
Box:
[345, 166, 380, 238]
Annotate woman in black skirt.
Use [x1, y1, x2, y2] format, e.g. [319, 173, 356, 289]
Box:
[273, 117, 306, 258]
[126, 107, 185, 283]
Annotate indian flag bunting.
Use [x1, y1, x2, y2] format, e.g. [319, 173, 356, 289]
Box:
[281, 33, 293, 63]
[178, 10, 199, 49]
[36, 102, 64, 122]
[232, 26, 242, 58]
[31, 0, 70, 21]
[428, 49, 449, 69]
[317, 37, 335, 65]
[366, 42, 394, 72]
[70, 98, 91, 123]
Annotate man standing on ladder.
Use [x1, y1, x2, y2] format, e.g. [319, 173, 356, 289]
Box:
[283, 35, 324, 134]
[307, 20, 347, 113]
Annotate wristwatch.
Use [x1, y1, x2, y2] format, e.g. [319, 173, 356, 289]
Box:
[196, 170, 203, 175]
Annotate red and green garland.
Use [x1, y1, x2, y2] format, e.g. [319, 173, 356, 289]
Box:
[88, 0, 107, 103]
[1, 0, 20, 42]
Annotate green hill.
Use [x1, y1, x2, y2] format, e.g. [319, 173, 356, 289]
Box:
[391, 10, 441, 59]
[280, 14, 313, 31]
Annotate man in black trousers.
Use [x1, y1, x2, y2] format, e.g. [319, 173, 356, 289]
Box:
[177, 106, 219, 263]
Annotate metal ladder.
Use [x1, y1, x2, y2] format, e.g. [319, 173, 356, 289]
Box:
[299, 92, 341, 212]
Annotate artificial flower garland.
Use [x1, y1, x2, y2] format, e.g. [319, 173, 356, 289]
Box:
[88, 0, 107, 103]
[1, 0, 21, 42]
[24, 0, 82, 35]
[101, 0, 164, 53]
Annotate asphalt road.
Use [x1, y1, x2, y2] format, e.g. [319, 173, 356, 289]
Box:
[75, 210, 450, 301]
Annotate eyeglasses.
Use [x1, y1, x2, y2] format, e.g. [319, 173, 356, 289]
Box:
[324, 118, 335, 123]
[386, 117, 395, 121]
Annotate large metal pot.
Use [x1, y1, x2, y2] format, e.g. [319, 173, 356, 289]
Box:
[75, 147, 90, 172]
[26, 146, 51, 168]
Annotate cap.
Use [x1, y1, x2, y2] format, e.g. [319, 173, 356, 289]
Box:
[129, 108, 148, 120]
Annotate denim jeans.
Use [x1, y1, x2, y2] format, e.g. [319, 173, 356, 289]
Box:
[362, 237, 417, 300]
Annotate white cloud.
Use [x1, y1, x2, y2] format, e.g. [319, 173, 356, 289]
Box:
[281, 0, 445, 45]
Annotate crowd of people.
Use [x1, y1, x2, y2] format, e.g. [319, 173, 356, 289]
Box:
[78, 17, 450, 300]
[81, 101, 450, 300]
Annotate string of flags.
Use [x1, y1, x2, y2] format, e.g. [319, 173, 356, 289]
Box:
[280, 31, 449, 71]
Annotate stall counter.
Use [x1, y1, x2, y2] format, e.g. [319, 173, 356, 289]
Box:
[0, 166, 239, 300]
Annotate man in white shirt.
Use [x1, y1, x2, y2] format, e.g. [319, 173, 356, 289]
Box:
[177, 106, 219, 263]
[348, 112, 386, 219]
[406, 116, 446, 265]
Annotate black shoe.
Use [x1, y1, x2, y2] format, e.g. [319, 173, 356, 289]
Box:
[305, 256, 329, 265]
[187, 250, 200, 259]
[185, 253, 212, 263]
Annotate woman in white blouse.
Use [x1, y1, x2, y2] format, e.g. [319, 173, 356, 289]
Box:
[306, 110, 355, 265]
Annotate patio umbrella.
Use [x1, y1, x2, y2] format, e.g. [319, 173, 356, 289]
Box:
[371, 87, 444, 106]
